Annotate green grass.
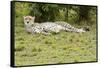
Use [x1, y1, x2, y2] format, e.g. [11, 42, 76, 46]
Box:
[15, 23, 97, 66]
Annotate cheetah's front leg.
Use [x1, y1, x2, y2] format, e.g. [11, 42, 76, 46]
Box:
[41, 31, 51, 35]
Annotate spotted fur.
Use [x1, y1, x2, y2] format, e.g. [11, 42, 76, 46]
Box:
[23, 16, 86, 35]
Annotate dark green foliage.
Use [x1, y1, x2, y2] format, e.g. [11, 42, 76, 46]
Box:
[15, 2, 97, 25]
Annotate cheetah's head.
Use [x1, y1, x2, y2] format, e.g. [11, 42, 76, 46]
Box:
[23, 16, 35, 25]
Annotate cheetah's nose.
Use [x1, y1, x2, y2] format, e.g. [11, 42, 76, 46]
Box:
[27, 22, 29, 23]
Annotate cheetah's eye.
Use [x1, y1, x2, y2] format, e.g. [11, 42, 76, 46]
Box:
[29, 18, 32, 20]
[25, 18, 32, 20]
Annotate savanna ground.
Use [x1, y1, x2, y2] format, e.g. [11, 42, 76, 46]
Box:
[15, 21, 97, 66]
[13, 2, 97, 66]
